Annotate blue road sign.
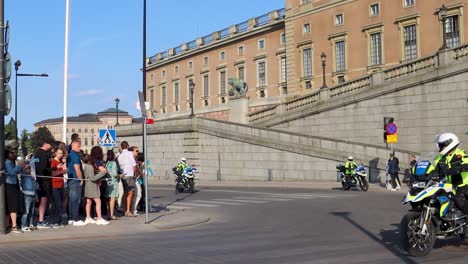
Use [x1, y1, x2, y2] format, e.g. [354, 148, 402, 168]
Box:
[386, 123, 397, 135]
[99, 129, 117, 147]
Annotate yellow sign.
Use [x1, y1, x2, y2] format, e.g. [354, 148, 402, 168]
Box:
[387, 134, 398, 143]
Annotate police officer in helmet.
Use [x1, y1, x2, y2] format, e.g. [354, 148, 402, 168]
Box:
[434, 133, 468, 243]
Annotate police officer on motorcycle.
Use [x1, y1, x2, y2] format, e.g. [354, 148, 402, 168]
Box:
[345, 156, 358, 183]
[175, 157, 188, 177]
[433, 133, 468, 243]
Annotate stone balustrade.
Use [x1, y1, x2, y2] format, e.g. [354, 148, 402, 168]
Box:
[454, 43, 468, 60]
[285, 92, 320, 111]
[329, 76, 372, 98]
[384, 55, 438, 81]
[147, 8, 286, 65]
[248, 46, 467, 124]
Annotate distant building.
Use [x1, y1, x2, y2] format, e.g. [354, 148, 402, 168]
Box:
[145, 0, 466, 120]
[34, 108, 135, 153]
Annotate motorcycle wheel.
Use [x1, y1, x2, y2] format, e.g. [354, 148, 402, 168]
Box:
[189, 180, 195, 193]
[400, 212, 435, 257]
[175, 182, 181, 194]
[359, 177, 369, 191]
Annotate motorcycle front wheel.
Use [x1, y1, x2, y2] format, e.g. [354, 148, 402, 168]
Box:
[400, 212, 435, 257]
[359, 176, 369, 191]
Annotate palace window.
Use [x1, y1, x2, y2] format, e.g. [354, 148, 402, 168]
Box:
[238, 45, 244, 56]
[446, 15, 460, 48]
[335, 14, 344, 25]
[404, 0, 414, 7]
[257, 61, 266, 87]
[370, 32, 382, 65]
[335, 41, 346, 72]
[203, 75, 209, 97]
[280, 57, 286, 83]
[161, 86, 167, 106]
[370, 3, 379, 16]
[220, 71, 227, 95]
[403, 24, 417, 60]
[303, 23, 310, 34]
[238, 66, 245, 81]
[258, 39, 265, 49]
[174, 82, 179, 104]
[303, 48, 312, 77]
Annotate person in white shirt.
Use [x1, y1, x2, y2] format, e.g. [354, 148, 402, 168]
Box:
[117, 141, 140, 217]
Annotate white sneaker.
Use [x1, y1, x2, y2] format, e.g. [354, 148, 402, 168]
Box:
[391, 188, 397, 191]
[73, 220, 87, 226]
[96, 218, 110, 225]
[68, 220, 75, 225]
[396, 186, 401, 190]
[85, 218, 96, 225]
[21, 227, 32, 232]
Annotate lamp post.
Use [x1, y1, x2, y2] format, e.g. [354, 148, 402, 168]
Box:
[189, 80, 195, 118]
[320, 52, 328, 89]
[14, 60, 48, 146]
[115, 97, 120, 125]
[439, 5, 448, 50]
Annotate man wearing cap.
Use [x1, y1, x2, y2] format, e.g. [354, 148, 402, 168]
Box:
[34, 139, 54, 228]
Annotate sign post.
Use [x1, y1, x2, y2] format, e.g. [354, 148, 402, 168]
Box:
[138, 91, 150, 224]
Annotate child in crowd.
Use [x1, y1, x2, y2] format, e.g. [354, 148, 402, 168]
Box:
[82, 154, 110, 225]
[20, 155, 37, 232]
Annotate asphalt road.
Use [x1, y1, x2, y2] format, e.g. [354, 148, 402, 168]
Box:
[0, 185, 467, 264]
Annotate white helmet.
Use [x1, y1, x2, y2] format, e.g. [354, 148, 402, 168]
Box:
[348, 156, 353, 161]
[436, 133, 459, 156]
[180, 157, 187, 163]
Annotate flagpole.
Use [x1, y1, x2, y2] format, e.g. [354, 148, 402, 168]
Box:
[63, 0, 70, 143]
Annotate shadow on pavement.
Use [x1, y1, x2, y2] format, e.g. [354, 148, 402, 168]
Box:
[148, 191, 200, 223]
[330, 212, 417, 264]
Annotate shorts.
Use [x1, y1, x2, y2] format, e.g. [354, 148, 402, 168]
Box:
[122, 177, 136, 193]
[37, 179, 52, 199]
[5, 184, 20, 214]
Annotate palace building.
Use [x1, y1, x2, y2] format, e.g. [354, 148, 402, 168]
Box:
[145, 0, 467, 120]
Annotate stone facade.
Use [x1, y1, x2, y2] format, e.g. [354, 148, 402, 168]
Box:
[146, 1, 467, 121]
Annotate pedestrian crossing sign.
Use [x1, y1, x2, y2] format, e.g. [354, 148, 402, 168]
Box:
[99, 129, 117, 147]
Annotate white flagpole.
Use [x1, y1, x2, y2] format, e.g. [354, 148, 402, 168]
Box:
[62, 0, 70, 143]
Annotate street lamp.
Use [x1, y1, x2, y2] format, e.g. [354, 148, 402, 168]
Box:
[320, 52, 328, 89]
[439, 4, 448, 50]
[115, 97, 120, 125]
[14, 60, 48, 147]
[189, 80, 195, 118]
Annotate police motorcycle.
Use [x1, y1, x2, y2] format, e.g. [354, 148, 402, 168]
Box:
[400, 157, 467, 257]
[173, 165, 197, 193]
[336, 164, 369, 191]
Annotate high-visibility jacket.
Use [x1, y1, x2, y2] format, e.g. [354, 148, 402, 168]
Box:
[434, 148, 468, 187]
[345, 161, 358, 175]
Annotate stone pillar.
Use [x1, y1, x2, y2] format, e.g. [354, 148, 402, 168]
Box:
[228, 96, 249, 124]
[438, 49, 455, 67]
[371, 71, 386, 86]
[181, 43, 188, 52]
[212, 32, 220, 41]
[196, 37, 203, 47]
[248, 18, 257, 29]
[229, 25, 238, 35]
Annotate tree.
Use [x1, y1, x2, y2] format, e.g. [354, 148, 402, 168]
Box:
[20, 129, 32, 157]
[5, 117, 16, 141]
[30, 126, 55, 149]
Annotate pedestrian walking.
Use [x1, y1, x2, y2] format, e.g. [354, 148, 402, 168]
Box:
[388, 153, 401, 191]
[21, 154, 38, 232]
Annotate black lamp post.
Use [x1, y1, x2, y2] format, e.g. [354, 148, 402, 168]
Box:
[320, 52, 327, 89]
[14, 60, 48, 146]
[115, 97, 120, 125]
[189, 80, 195, 118]
[439, 5, 448, 50]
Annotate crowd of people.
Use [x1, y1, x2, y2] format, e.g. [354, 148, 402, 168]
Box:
[4, 133, 145, 234]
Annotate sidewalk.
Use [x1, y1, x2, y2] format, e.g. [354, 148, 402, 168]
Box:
[0, 210, 210, 244]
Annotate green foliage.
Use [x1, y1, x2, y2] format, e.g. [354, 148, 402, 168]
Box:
[30, 126, 55, 149]
[20, 129, 32, 157]
[5, 117, 16, 141]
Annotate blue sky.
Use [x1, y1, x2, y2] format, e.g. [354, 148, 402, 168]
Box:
[7, 0, 284, 133]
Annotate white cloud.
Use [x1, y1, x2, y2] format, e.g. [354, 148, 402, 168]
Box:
[77, 89, 103, 96]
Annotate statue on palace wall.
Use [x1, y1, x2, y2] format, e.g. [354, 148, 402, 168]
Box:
[228, 77, 248, 97]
